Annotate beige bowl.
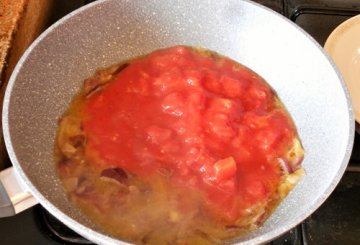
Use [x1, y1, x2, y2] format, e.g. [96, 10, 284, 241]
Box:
[325, 15, 360, 132]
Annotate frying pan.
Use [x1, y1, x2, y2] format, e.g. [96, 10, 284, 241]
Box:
[1, 0, 355, 244]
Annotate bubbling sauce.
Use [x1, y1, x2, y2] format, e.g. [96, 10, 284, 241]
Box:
[56, 46, 304, 245]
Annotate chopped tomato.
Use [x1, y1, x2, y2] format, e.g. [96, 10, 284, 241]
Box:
[161, 92, 185, 117]
[220, 75, 245, 98]
[183, 69, 203, 87]
[246, 180, 266, 200]
[213, 157, 237, 181]
[82, 46, 298, 223]
[206, 112, 236, 139]
[146, 125, 172, 144]
[203, 69, 221, 93]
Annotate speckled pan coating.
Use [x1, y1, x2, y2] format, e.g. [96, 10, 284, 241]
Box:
[2, 0, 354, 244]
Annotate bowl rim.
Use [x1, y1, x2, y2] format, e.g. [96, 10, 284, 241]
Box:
[324, 14, 360, 126]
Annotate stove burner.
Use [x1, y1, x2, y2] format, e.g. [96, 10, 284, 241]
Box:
[303, 172, 360, 245]
[40, 208, 93, 244]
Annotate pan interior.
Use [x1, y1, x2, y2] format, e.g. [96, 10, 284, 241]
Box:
[3, 0, 354, 244]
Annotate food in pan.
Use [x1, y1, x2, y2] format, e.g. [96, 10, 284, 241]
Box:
[55, 46, 304, 244]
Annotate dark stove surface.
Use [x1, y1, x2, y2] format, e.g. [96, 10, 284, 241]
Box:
[351, 134, 360, 164]
[1, 0, 360, 244]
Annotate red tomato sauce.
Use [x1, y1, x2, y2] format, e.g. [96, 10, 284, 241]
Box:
[82, 46, 296, 222]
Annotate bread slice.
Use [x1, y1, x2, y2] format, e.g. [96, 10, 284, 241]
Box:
[0, 0, 26, 81]
[0, 0, 54, 83]
[0, 0, 54, 168]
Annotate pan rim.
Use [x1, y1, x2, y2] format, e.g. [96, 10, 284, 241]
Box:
[2, 0, 355, 244]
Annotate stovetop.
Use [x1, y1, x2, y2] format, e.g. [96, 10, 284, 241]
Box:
[1, 0, 360, 244]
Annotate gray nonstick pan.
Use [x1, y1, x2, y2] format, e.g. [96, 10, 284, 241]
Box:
[1, 0, 354, 244]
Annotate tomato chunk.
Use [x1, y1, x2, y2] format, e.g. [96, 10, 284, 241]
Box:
[161, 92, 185, 117]
[213, 157, 237, 181]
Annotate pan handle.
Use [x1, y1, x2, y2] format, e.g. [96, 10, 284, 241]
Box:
[0, 167, 38, 217]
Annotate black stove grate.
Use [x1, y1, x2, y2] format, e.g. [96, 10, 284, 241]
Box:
[39, 208, 93, 244]
[303, 172, 360, 245]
